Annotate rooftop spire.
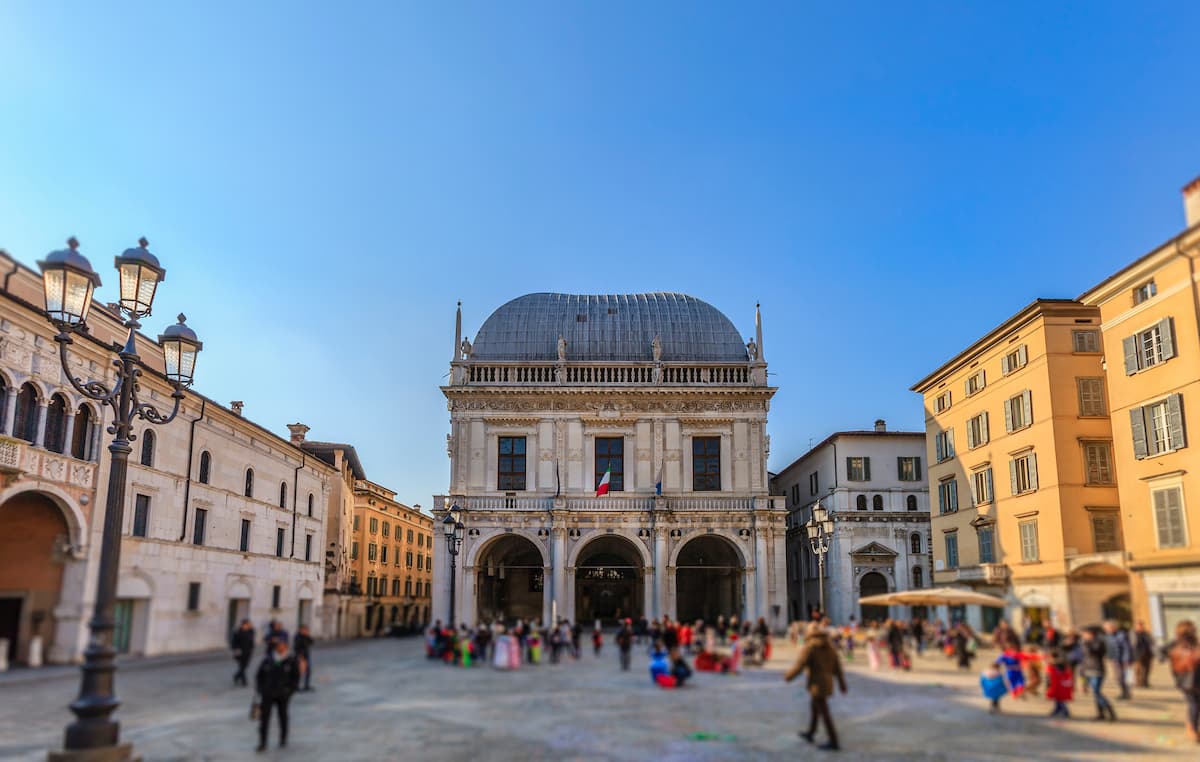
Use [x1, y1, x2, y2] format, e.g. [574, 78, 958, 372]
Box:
[755, 302, 764, 364]
[454, 300, 462, 361]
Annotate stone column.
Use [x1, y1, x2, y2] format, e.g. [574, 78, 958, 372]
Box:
[542, 565, 553, 625]
[2, 390, 16, 435]
[666, 566, 677, 621]
[62, 409, 77, 457]
[460, 564, 476, 627]
[754, 524, 769, 625]
[551, 527, 566, 620]
[654, 528, 668, 619]
[564, 566, 577, 622]
[33, 398, 48, 448]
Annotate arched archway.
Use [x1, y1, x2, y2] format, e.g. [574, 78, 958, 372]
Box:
[0, 492, 70, 664]
[574, 535, 644, 625]
[859, 571, 889, 623]
[475, 534, 545, 624]
[1067, 561, 1131, 629]
[675, 535, 743, 625]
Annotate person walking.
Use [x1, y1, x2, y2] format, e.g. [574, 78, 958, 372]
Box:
[264, 619, 290, 653]
[255, 638, 301, 751]
[231, 619, 255, 687]
[1104, 620, 1133, 700]
[616, 619, 634, 671]
[592, 622, 604, 657]
[1046, 648, 1075, 718]
[293, 625, 314, 691]
[1081, 626, 1117, 721]
[1133, 621, 1155, 689]
[1165, 619, 1200, 743]
[785, 623, 847, 752]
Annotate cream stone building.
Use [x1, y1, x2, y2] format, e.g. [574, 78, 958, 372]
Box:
[1078, 178, 1200, 638]
[0, 247, 347, 664]
[912, 300, 1127, 632]
[771, 422, 930, 625]
[433, 293, 788, 630]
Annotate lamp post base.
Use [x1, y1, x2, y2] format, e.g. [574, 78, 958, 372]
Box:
[48, 743, 138, 762]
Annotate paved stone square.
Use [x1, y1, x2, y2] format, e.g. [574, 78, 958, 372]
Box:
[0, 637, 1193, 761]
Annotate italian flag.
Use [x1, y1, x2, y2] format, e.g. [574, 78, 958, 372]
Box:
[596, 464, 612, 496]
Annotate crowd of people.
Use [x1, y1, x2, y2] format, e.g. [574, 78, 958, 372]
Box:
[228, 618, 315, 752]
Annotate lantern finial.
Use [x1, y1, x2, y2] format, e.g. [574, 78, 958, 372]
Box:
[138, 237, 149, 248]
[67, 237, 79, 250]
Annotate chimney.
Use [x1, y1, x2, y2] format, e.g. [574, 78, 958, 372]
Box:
[1184, 176, 1200, 229]
[288, 423, 310, 444]
[230, 401, 244, 416]
[874, 419, 887, 432]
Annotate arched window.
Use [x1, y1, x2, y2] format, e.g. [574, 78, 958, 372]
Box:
[45, 393, 69, 453]
[910, 532, 922, 554]
[872, 494, 884, 511]
[244, 468, 254, 498]
[912, 566, 923, 588]
[71, 404, 93, 460]
[907, 495, 918, 511]
[307, 493, 314, 517]
[198, 451, 211, 484]
[856, 495, 867, 511]
[140, 429, 155, 467]
[14, 383, 40, 443]
[279, 481, 288, 509]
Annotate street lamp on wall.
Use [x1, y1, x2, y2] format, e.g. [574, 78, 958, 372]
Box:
[442, 504, 464, 628]
[39, 237, 201, 761]
[806, 500, 834, 618]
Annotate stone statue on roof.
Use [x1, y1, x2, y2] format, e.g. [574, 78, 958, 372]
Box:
[460, 336, 473, 360]
[651, 335, 662, 363]
[557, 335, 568, 362]
[746, 337, 758, 362]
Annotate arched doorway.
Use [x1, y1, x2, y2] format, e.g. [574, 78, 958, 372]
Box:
[476, 535, 544, 624]
[574, 535, 644, 626]
[1067, 561, 1132, 629]
[676, 535, 743, 625]
[859, 572, 889, 623]
[0, 492, 69, 664]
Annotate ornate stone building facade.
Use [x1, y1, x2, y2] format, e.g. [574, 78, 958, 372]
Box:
[433, 293, 788, 630]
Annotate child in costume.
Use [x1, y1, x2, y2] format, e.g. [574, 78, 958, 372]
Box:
[1024, 644, 1044, 696]
[996, 648, 1026, 698]
[1046, 648, 1074, 718]
[980, 665, 1007, 713]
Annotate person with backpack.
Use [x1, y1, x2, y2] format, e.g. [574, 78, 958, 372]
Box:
[785, 623, 847, 752]
[1165, 620, 1200, 743]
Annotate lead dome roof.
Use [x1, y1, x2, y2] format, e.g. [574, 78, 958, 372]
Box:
[469, 292, 749, 362]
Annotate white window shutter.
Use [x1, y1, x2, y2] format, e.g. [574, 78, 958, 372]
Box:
[1130, 406, 1149, 459]
[946, 428, 954, 457]
[1001, 354, 1010, 374]
[981, 411, 989, 443]
[986, 468, 994, 501]
[1159, 317, 1176, 361]
[1018, 345, 1028, 366]
[1122, 335, 1138, 375]
[1009, 459, 1019, 495]
[1023, 390, 1033, 424]
[969, 473, 979, 505]
[966, 423, 975, 449]
[1004, 398, 1014, 432]
[964, 378, 971, 397]
[1029, 453, 1038, 491]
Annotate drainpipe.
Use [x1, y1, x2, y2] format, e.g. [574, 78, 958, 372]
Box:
[290, 454, 305, 557]
[1, 256, 19, 293]
[178, 398, 206, 541]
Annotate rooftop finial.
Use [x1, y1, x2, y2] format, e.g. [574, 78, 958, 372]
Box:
[177, 313, 187, 324]
[67, 237, 79, 250]
[138, 237, 149, 249]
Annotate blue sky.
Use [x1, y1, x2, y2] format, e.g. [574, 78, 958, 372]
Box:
[2, 2, 1197, 508]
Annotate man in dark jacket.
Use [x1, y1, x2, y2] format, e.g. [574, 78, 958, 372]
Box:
[293, 625, 314, 691]
[256, 639, 301, 751]
[264, 619, 290, 653]
[786, 623, 847, 751]
[231, 619, 255, 686]
[616, 619, 634, 671]
[1132, 620, 1155, 689]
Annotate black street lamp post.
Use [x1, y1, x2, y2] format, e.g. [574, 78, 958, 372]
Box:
[39, 238, 202, 761]
[441, 505, 464, 628]
[805, 500, 835, 618]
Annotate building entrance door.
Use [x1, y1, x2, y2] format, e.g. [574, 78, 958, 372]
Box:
[476, 535, 546, 624]
[574, 535, 644, 626]
[675, 535, 743, 624]
[859, 572, 889, 623]
[0, 597, 21, 663]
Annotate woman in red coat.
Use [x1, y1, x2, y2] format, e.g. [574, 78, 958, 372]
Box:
[1046, 649, 1075, 718]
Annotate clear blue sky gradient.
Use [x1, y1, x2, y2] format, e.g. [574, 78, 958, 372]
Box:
[2, 2, 1198, 508]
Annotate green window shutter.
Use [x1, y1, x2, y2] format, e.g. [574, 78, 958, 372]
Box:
[1022, 390, 1033, 424]
[1130, 406, 1149, 460]
[935, 436, 944, 462]
[1003, 398, 1013, 432]
[915, 457, 921, 480]
[846, 457, 853, 479]
[1159, 317, 1176, 361]
[949, 479, 957, 510]
[1166, 394, 1186, 450]
[1009, 459, 1019, 495]
[863, 457, 871, 481]
[1122, 335, 1138, 375]
[1028, 453, 1038, 491]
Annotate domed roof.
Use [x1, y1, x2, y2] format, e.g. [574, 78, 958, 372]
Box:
[470, 292, 748, 362]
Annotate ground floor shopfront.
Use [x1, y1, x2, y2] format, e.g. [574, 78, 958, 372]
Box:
[432, 495, 789, 630]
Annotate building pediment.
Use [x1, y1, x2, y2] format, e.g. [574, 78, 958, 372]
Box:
[849, 541, 898, 558]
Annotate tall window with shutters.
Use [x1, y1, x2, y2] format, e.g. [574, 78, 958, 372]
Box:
[1123, 318, 1176, 374]
[1072, 329, 1101, 353]
[935, 390, 952, 413]
[934, 430, 955, 462]
[1151, 487, 1187, 548]
[971, 467, 994, 506]
[978, 526, 995, 563]
[846, 457, 870, 481]
[966, 412, 989, 449]
[1001, 345, 1028, 375]
[964, 370, 986, 397]
[1077, 377, 1106, 417]
[1090, 513, 1121, 552]
[1019, 520, 1039, 561]
[937, 479, 959, 514]
[1004, 390, 1033, 432]
[1010, 452, 1039, 495]
[897, 457, 921, 481]
[1082, 442, 1114, 485]
[945, 534, 959, 569]
[1130, 395, 1187, 459]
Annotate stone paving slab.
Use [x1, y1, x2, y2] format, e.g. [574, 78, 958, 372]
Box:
[0, 637, 1193, 761]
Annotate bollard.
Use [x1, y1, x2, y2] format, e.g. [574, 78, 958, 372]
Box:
[28, 634, 43, 667]
[0, 638, 8, 671]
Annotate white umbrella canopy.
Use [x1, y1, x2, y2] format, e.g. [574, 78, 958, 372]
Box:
[857, 587, 1007, 608]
